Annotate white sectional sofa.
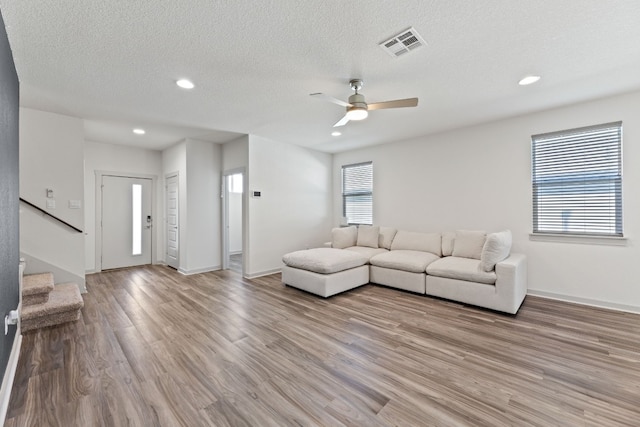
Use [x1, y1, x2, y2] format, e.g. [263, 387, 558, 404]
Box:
[282, 225, 527, 314]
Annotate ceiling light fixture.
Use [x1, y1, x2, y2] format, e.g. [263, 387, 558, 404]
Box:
[133, 128, 146, 135]
[345, 107, 368, 121]
[176, 79, 195, 89]
[519, 75, 541, 86]
[331, 131, 342, 136]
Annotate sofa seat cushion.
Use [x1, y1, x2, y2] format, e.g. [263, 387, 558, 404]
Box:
[283, 248, 368, 274]
[370, 250, 440, 273]
[426, 256, 496, 285]
[344, 246, 388, 261]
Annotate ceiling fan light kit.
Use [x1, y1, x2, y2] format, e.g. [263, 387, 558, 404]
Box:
[311, 78, 418, 128]
[346, 107, 368, 121]
[347, 107, 369, 121]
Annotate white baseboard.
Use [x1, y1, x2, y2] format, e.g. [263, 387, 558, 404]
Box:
[527, 290, 640, 314]
[0, 334, 22, 426]
[178, 265, 222, 276]
[245, 268, 281, 279]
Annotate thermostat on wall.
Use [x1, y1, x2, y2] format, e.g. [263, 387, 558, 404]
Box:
[252, 190, 261, 198]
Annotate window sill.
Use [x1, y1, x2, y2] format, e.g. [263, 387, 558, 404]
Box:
[529, 233, 627, 246]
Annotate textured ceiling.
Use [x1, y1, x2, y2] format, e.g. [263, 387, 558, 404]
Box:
[1, 1, 640, 152]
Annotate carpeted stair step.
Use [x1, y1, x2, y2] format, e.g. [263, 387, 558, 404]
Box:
[22, 272, 55, 306]
[21, 283, 84, 333]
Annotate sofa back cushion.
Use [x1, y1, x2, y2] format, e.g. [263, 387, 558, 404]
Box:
[479, 230, 512, 272]
[378, 227, 397, 250]
[441, 231, 455, 256]
[452, 230, 486, 259]
[357, 225, 380, 248]
[332, 226, 357, 249]
[391, 230, 442, 256]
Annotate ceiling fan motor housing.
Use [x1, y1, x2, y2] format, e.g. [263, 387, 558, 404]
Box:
[346, 92, 368, 120]
[348, 93, 367, 110]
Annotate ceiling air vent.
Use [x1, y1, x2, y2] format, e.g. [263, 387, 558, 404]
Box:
[379, 27, 426, 58]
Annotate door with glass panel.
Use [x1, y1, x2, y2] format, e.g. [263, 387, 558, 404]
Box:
[101, 175, 152, 269]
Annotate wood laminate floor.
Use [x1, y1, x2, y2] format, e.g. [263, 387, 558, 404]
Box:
[5, 265, 640, 426]
[229, 253, 242, 273]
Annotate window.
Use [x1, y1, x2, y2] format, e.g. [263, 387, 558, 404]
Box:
[228, 173, 243, 193]
[342, 162, 373, 225]
[132, 184, 142, 255]
[532, 121, 622, 237]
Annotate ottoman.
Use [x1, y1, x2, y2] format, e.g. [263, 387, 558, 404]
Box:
[282, 248, 369, 297]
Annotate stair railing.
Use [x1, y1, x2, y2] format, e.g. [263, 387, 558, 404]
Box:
[19, 198, 83, 233]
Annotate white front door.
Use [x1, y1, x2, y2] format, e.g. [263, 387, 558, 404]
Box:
[101, 175, 153, 269]
[166, 174, 179, 269]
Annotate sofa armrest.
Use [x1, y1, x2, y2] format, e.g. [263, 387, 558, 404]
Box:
[494, 253, 528, 314]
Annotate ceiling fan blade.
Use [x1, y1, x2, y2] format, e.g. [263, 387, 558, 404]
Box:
[367, 98, 418, 111]
[310, 92, 352, 107]
[333, 115, 350, 127]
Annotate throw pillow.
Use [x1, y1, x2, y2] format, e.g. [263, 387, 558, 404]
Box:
[452, 230, 486, 260]
[480, 230, 512, 272]
[390, 230, 442, 256]
[331, 226, 357, 249]
[378, 227, 398, 250]
[357, 225, 380, 248]
[441, 231, 455, 256]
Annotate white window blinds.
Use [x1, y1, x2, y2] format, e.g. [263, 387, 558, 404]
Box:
[342, 162, 373, 225]
[532, 121, 622, 236]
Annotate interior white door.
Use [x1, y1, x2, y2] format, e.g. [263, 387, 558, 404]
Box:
[102, 176, 152, 269]
[166, 174, 179, 269]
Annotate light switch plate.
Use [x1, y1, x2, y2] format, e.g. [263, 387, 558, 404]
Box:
[68, 200, 81, 209]
[46, 199, 56, 209]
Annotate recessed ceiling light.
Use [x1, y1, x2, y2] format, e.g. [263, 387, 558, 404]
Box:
[519, 75, 541, 86]
[133, 128, 145, 135]
[331, 131, 342, 136]
[176, 79, 195, 89]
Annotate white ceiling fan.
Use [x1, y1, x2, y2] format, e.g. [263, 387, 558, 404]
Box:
[310, 79, 418, 127]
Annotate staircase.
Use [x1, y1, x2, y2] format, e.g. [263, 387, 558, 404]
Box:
[21, 272, 84, 333]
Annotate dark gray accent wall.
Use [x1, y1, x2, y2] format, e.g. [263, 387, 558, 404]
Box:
[0, 9, 20, 382]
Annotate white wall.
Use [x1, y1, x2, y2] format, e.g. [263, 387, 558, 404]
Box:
[222, 135, 249, 171]
[247, 135, 332, 277]
[333, 90, 640, 311]
[84, 140, 163, 272]
[162, 139, 222, 274]
[185, 139, 222, 273]
[19, 108, 85, 284]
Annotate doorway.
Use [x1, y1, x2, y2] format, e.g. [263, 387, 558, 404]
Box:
[222, 170, 244, 273]
[101, 175, 153, 270]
